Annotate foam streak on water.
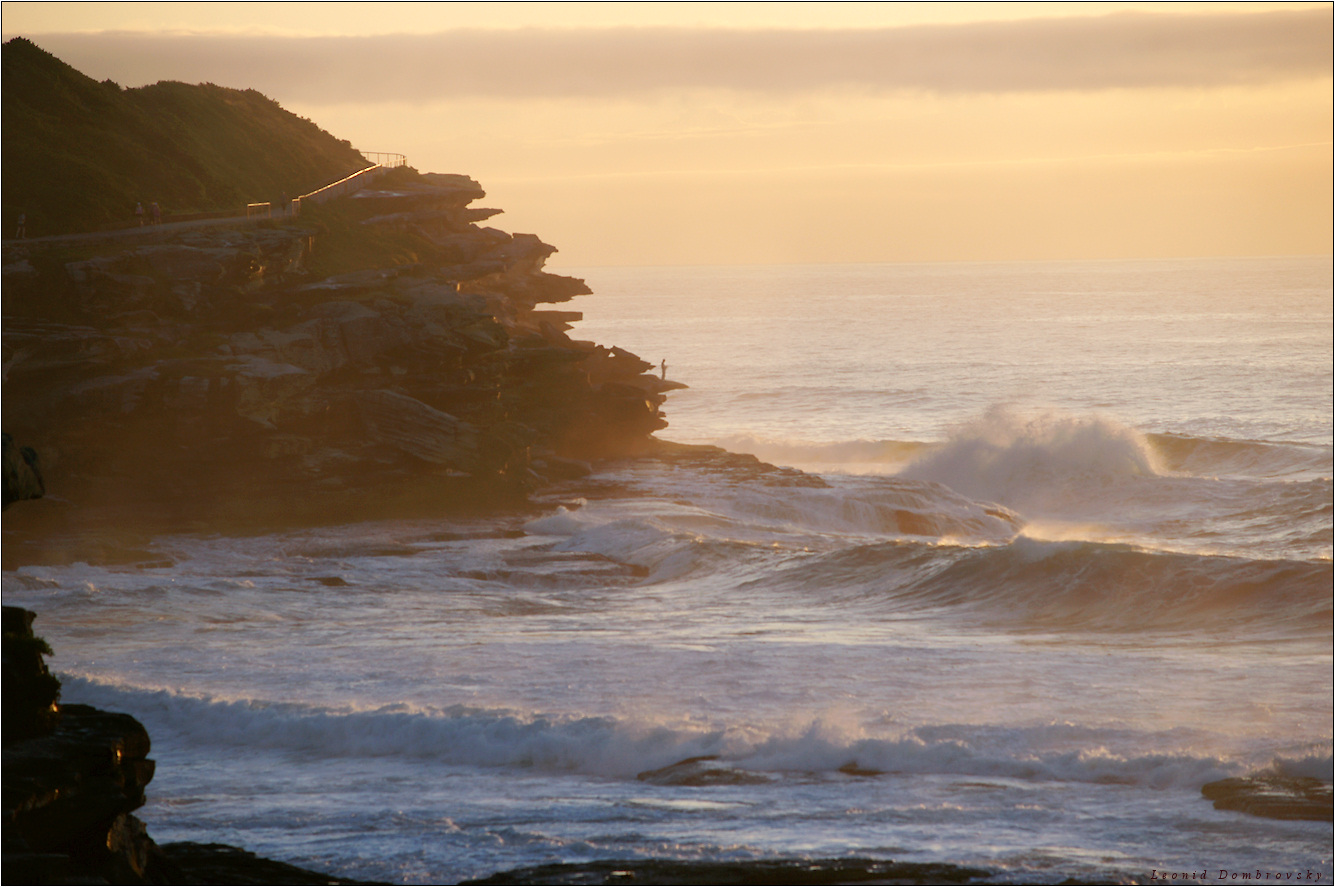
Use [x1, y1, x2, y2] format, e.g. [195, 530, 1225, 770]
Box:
[4, 257, 1331, 884]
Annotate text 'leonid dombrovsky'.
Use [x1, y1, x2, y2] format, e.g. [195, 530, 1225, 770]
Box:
[1150, 871, 1324, 882]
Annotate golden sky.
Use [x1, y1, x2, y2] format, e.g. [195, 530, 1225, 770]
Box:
[4, 2, 1331, 265]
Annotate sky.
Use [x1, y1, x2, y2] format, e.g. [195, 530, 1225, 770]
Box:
[3, 2, 1331, 266]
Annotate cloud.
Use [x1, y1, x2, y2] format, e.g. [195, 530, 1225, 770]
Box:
[18, 8, 1333, 104]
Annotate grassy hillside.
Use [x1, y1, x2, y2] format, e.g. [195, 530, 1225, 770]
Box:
[2, 37, 369, 237]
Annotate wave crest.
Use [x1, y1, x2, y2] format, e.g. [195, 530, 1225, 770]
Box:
[764, 536, 1333, 635]
[900, 407, 1163, 511]
[711, 435, 930, 473]
[60, 676, 1272, 790]
[1148, 432, 1333, 480]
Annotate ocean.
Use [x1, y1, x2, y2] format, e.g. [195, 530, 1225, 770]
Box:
[4, 256, 1331, 884]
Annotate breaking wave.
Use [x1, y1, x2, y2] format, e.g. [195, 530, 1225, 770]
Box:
[760, 536, 1332, 635]
[898, 407, 1163, 511]
[713, 426, 1331, 487]
[1147, 432, 1333, 480]
[525, 476, 1023, 583]
[62, 676, 1300, 790]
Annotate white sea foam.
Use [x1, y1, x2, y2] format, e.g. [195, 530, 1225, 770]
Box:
[63, 676, 1254, 790]
[523, 504, 595, 537]
[1265, 754, 1335, 780]
[899, 407, 1164, 514]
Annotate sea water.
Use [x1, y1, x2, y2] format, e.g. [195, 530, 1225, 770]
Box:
[4, 256, 1331, 884]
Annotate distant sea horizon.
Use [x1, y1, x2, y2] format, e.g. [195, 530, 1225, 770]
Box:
[555, 250, 1335, 271]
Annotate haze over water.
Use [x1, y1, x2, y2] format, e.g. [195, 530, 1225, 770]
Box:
[6, 256, 1330, 884]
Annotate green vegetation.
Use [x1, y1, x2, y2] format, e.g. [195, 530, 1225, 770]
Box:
[2, 37, 370, 237]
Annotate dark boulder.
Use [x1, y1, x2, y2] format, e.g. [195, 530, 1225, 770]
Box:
[465, 857, 994, 885]
[2, 607, 60, 743]
[1202, 775, 1333, 821]
[156, 842, 377, 885]
[2, 702, 157, 882]
[2, 432, 44, 509]
[635, 755, 770, 787]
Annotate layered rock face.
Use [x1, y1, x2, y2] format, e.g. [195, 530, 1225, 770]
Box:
[3, 606, 157, 883]
[2, 170, 681, 535]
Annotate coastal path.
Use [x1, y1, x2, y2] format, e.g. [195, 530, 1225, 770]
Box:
[2, 151, 406, 247]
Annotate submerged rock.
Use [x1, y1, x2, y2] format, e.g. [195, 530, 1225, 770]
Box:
[1201, 775, 1333, 821]
[635, 755, 771, 787]
[465, 857, 994, 885]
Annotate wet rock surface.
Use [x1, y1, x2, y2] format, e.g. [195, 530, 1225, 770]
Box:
[3, 703, 158, 883]
[635, 755, 772, 787]
[1201, 775, 1334, 821]
[155, 842, 377, 885]
[463, 857, 995, 885]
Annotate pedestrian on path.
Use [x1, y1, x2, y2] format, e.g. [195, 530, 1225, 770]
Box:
[135, 202, 144, 226]
[15, 213, 25, 239]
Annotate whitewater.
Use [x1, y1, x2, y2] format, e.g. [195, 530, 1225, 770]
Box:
[4, 255, 1331, 884]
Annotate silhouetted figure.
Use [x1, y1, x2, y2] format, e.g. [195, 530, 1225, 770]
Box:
[14, 213, 25, 239]
[661, 359, 667, 380]
[151, 202, 161, 224]
[135, 202, 144, 226]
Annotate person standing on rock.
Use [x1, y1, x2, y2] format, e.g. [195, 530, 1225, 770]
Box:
[661, 359, 667, 380]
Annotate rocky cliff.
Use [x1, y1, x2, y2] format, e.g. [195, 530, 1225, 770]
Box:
[2, 167, 683, 561]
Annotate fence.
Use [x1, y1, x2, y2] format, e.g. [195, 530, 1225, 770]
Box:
[291, 152, 408, 214]
[362, 152, 407, 169]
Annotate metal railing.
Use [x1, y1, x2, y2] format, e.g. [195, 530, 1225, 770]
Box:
[292, 165, 378, 214]
[362, 152, 406, 169]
